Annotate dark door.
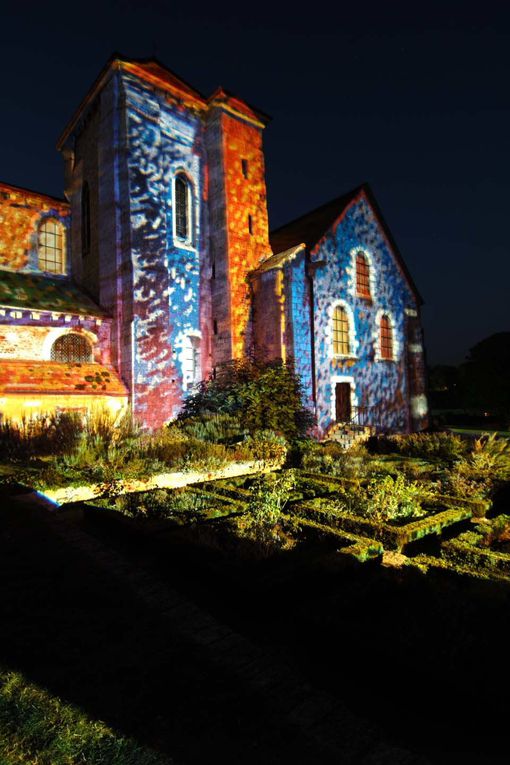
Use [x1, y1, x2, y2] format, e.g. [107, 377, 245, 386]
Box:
[335, 383, 351, 422]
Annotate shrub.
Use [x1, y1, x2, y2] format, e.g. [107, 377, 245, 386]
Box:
[179, 358, 314, 442]
[177, 412, 244, 443]
[474, 515, 510, 548]
[0, 411, 83, 462]
[244, 429, 288, 465]
[301, 440, 370, 479]
[364, 473, 430, 522]
[372, 431, 468, 462]
[235, 470, 297, 553]
[469, 432, 510, 479]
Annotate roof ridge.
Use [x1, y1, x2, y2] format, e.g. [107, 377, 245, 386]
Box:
[270, 183, 367, 236]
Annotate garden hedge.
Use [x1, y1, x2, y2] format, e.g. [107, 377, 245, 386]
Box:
[442, 534, 510, 577]
[290, 499, 472, 551]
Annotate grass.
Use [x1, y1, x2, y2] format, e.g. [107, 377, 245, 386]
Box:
[0, 668, 171, 765]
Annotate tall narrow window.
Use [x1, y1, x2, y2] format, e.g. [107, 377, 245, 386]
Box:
[175, 173, 191, 242]
[248, 214, 253, 235]
[241, 159, 249, 178]
[51, 333, 93, 363]
[38, 218, 65, 274]
[81, 182, 90, 257]
[183, 335, 201, 390]
[356, 251, 371, 298]
[332, 305, 350, 355]
[380, 315, 394, 360]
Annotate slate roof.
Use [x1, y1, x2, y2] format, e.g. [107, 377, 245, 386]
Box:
[269, 183, 422, 302]
[270, 186, 363, 255]
[0, 361, 128, 397]
[0, 270, 108, 317]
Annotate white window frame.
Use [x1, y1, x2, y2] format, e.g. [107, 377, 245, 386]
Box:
[172, 171, 195, 251]
[348, 246, 376, 300]
[330, 374, 359, 423]
[177, 330, 202, 391]
[373, 309, 399, 361]
[327, 299, 358, 359]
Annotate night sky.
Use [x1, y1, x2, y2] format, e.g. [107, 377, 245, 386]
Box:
[1, 0, 508, 365]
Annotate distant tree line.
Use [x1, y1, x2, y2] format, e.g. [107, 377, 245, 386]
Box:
[428, 332, 510, 428]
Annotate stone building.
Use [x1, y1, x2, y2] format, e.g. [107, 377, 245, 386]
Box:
[0, 54, 427, 435]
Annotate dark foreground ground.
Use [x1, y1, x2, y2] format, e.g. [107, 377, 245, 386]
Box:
[1, 486, 509, 764]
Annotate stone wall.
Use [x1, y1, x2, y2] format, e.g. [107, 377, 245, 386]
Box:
[0, 183, 69, 273]
[311, 193, 425, 434]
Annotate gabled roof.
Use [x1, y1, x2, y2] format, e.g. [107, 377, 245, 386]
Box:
[270, 185, 364, 255]
[269, 183, 422, 303]
[0, 361, 127, 397]
[0, 270, 108, 317]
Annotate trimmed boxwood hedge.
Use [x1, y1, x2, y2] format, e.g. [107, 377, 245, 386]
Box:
[282, 514, 383, 562]
[290, 498, 472, 551]
[442, 534, 510, 577]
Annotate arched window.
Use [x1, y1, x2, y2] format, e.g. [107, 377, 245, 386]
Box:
[174, 173, 192, 243]
[182, 335, 201, 390]
[380, 315, 394, 360]
[332, 305, 351, 356]
[51, 333, 93, 363]
[356, 251, 371, 298]
[81, 182, 90, 257]
[38, 218, 65, 274]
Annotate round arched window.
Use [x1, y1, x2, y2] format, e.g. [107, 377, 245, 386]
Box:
[50, 334, 93, 363]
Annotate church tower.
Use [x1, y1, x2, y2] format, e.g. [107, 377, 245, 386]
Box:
[204, 89, 271, 365]
[57, 55, 272, 427]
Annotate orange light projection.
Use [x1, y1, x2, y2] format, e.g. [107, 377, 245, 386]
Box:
[0, 183, 69, 272]
[221, 112, 271, 358]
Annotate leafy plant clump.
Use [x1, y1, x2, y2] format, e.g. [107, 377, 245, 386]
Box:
[235, 470, 297, 553]
[0, 411, 83, 462]
[301, 440, 371, 479]
[370, 431, 469, 462]
[178, 358, 314, 442]
[364, 473, 430, 522]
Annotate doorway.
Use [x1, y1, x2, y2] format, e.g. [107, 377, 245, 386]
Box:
[335, 382, 351, 423]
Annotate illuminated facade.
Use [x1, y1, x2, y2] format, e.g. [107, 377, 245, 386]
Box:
[0, 54, 427, 433]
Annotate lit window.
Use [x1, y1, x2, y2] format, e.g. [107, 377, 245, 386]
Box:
[51, 333, 93, 363]
[332, 306, 350, 355]
[81, 182, 90, 257]
[38, 218, 65, 274]
[356, 251, 371, 298]
[175, 173, 192, 242]
[183, 335, 201, 389]
[380, 315, 394, 360]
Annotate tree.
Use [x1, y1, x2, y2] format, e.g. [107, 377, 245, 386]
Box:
[460, 333, 510, 424]
[179, 359, 314, 442]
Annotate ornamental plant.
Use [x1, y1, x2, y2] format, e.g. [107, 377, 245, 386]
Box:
[178, 358, 314, 442]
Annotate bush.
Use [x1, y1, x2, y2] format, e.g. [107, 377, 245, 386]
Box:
[179, 359, 314, 442]
[177, 412, 244, 443]
[301, 440, 370, 479]
[364, 473, 430, 522]
[370, 431, 468, 462]
[0, 411, 83, 462]
[234, 471, 297, 553]
[244, 430, 288, 465]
